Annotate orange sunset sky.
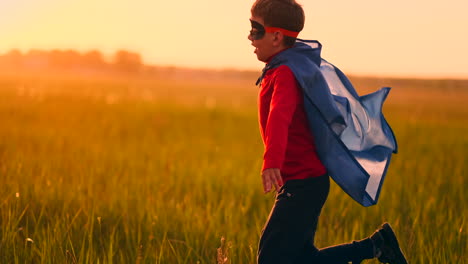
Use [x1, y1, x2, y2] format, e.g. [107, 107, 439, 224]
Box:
[1, 0, 467, 79]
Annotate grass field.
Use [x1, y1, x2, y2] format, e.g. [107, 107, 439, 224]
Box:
[0, 72, 466, 263]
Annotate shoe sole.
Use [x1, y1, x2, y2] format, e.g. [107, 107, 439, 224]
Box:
[381, 223, 408, 264]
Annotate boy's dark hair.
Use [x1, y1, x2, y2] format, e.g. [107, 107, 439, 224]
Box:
[251, 0, 305, 46]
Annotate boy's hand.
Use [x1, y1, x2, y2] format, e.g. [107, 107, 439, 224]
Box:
[261, 168, 283, 193]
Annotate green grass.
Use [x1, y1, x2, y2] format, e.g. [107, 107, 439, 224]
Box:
[0, 74, 466, 263]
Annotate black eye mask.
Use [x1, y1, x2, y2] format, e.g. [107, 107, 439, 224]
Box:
[249, 19, 266, 40]
[249, 19, 300, 40]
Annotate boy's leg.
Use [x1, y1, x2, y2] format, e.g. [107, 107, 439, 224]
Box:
[257, 174, 375, 264]
[308, 223, 408, 264]
[296, 224, 407, 264]
[257, 175, 406, 264]
[257, 175, 329, 264]
[311, 238, 375, 264]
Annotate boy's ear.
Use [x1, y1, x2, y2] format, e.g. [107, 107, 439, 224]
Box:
[272, 32, 285, 47]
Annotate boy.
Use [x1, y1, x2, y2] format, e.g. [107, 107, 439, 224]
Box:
[248, 0, 408, 263]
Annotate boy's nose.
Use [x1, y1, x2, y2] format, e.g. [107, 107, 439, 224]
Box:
[248, 34, 253, 41]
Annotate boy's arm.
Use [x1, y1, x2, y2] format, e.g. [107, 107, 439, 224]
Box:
[262, 66, 301, 192]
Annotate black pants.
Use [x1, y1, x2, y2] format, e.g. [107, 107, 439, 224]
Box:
[257, 175, 375, 264]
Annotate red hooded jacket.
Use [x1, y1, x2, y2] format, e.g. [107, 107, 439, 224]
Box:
[258, 62, 326, 181]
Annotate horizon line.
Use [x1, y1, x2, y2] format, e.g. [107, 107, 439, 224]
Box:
[1, 47, 467, 81]
[153, 63, 468, 81]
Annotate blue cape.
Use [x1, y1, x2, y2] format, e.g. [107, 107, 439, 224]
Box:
[257, 40, 398, 206]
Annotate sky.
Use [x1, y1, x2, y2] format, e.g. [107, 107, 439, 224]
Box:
[1, 0, 467, 79]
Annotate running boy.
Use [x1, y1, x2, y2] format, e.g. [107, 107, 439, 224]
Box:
[248, 0, 408, 263]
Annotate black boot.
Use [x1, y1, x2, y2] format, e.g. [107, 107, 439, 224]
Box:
[370, 222, 408, 264]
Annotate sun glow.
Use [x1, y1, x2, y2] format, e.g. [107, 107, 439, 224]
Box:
[1, 0, 467, 78]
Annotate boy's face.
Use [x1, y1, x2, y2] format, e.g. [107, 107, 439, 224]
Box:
[248, 16, 284, 63]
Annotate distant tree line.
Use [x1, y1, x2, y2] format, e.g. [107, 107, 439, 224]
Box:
[0, 49, 143, 73]
[0, 48, 261, 81]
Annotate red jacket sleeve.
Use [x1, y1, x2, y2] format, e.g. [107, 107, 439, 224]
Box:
[262, 66, 301, 171]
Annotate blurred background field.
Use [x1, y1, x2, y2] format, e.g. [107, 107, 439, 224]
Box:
[0, 69, 466, 263]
